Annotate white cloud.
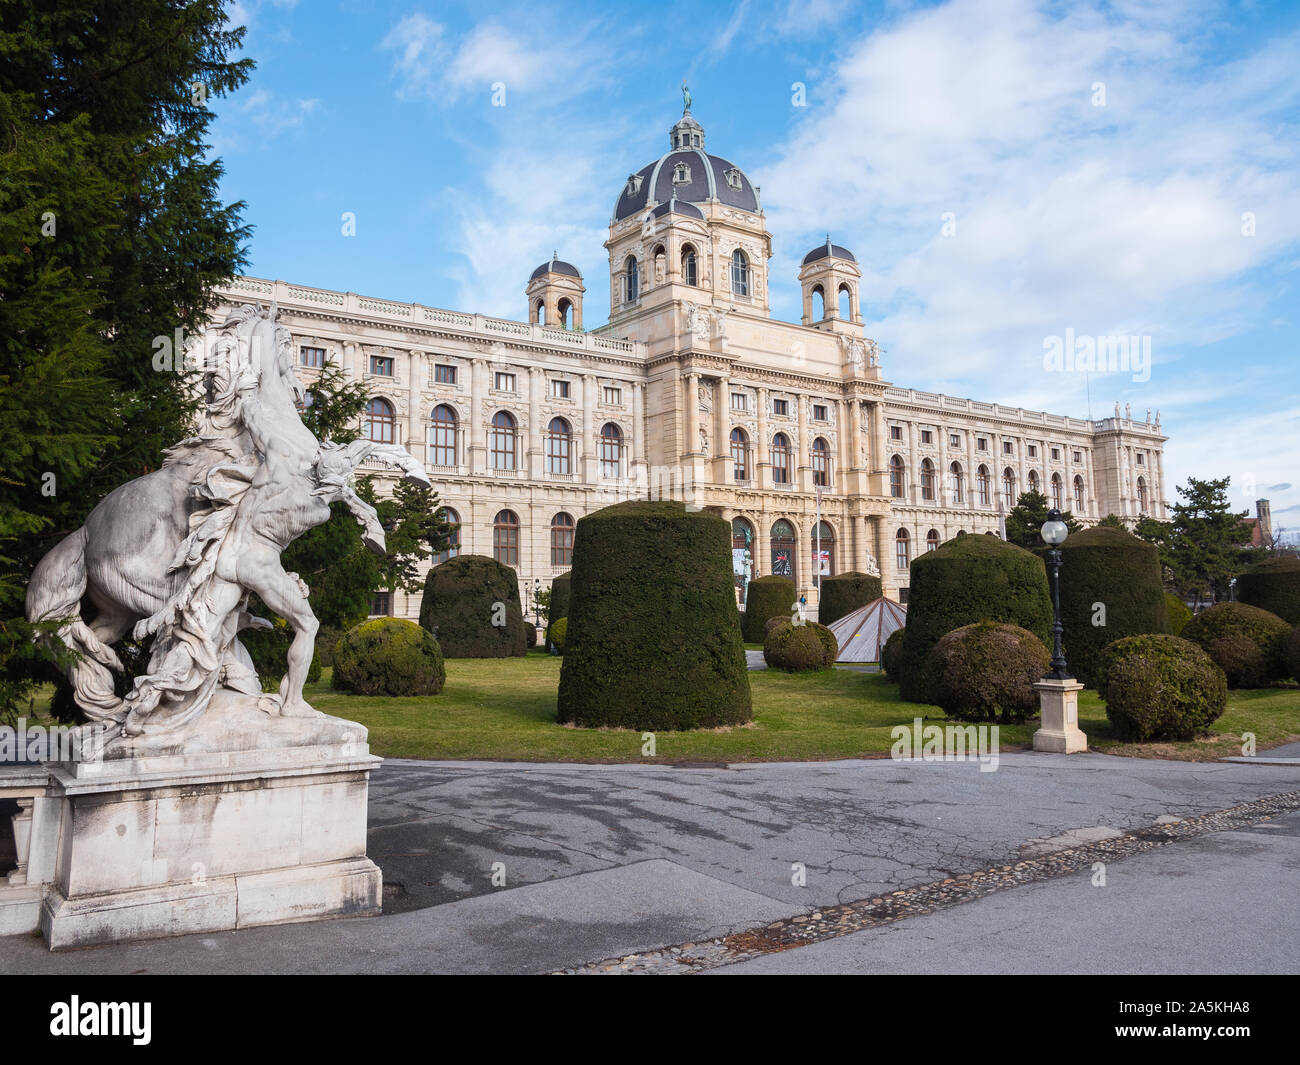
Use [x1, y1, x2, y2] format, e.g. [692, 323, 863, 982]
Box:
[380, 13, 448, 101]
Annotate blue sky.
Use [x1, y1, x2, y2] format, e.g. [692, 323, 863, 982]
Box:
[212, 0, 1300, 533]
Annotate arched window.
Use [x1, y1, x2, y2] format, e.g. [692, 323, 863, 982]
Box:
[837, 284, 852, 320]
[926, 529, 940, 552]
[545, 417, 572, 476]
[771, 519, 796, 582]
[771, 432, 791, 484]
[556, 298, 572, 329]
[977, 465, 991, 506]
[598, 422, 623, 478]
[429, 404, 458, 467]
[920, 459, 935, 501]
[890, 454, 906, 499]
[1137, 476, 1148, 514]
[489, 410, 516, 470]
[1051, 473, 1063, 510]
[533, 300, 545, 326]
[365, 397, 395, 444]
[812, 437, 830, 487]
[895, 528, 910, 571]
[551, 512, 574, 567]
[436, 507, 460, 564]
[812, 521, 835, 577]
[1003, 467, 1016, 506]
[1073, 475, 1086, 514]
[731, 248, 750, 297]
[731, 428, 750, 482]
[811, 285, 825, 320]
[624, 255, 639, 302]
[493, 509, 519, 566]
[652, 243, 666, 285]
[1028, 469, 1040, 494]
[950, 461, 964, 504]
[681, 244, 698, 286]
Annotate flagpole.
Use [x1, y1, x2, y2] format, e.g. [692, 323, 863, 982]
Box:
[815, 484, 823, 599]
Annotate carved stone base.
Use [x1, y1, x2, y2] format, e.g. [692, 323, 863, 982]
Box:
[37, 717, 382, 950]
[1032, 677, 1089, 754]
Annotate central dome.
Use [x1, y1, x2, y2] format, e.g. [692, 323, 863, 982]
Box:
[613, 110, 760, 221]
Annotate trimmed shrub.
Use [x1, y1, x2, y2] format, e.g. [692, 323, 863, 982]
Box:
[927, 622, 1050, 724]
[764, 622, 827, 672]
[880, 628, 904, 681]
[525, 624, 537, 649]
[1098, 634, 1227, 741]
[764, 615, 791, 638]
[810, 621, 839, 664]
[1166, 594, 1192, 637]
[548, 617, 568, 655]
[239, 619, 322, 693]
[1237, 557, 1300, 624]
[897, 535, 1052, 703]
[1181, 602, 1290, 688]
[1285, 624, 1300, 682]
[1056, 525, 1168, 687]
[557, 501, 751, 730]
[549, 571, 572, 627]
[817, 571, 883, 626]
[332, 618, 445, 696]
[742, 575, 797, 642]
[418, 554, 527, 658]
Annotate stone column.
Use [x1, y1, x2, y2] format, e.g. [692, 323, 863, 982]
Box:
[407, 350, 424, 465]
[581, 373, 597, 483]
[633, 381, 648, 492]
[685, 372, 700, 457]
[469, 358, 487, 476]
[796, 392, 810, 492]
[756, 386, 769, 489]
[527, 367, 544, 480]
[714, 374, 730, 484]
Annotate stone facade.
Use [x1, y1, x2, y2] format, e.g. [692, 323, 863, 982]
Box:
[209, 107, 1168, 616]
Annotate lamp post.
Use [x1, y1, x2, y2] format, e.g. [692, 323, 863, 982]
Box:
[533, 577, 541, 630]
[1032, 508, 1087, 754]
[1040, 508, 1071, 679]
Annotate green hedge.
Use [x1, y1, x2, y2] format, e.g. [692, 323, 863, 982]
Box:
[817, 571, 883, 626]
[1098, 634, 1227, 741]
[1181, 602, 1290, 688]
[927, 621, 1050, 724]
[880, 628, 904, 681]
[1166, 594, 1192, 636]
[418, 554, 527, 658]
[763, 621, 834, 672]
[549, 571, 572, 627]
[742, 576, 797, 641]
[1056, 526, 1168, 687]
[547, 617, 568, 655]
[332, 618, 445, 696]
[239, 620, 321, 693]
[1285, 625, 1300, 682]
[897, 535, 1052, 702]
[556, 501, 751, 729]
[1236, 557, 1300, 624]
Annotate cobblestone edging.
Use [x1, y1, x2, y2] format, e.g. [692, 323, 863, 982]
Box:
[555, 789, 1300, 975]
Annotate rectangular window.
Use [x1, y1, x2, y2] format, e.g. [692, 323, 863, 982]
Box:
[494, 372, 516, 392]
[949, 433, 961, 448]
[1003, 440, 1014, 454]
[551, 379, 571, 399]
[977, 437, 988, 451]
[731, 392, 747, 411]
[1051, 447, 1061, 461]
[603, 386, 622, 405]
[434, 364, 457, 385]
[773, 398, 789, 416]
[899, 587, 909, 605]
[812, 404, 828, 422]
[890, 425, 903, 441]
[369, 355, 394, 377]
[1137, 452, 1145, 465]
[299, 346, 325, 369]
[370, 591, 391, 617]
[1073, 451, 1082, 463]
[921, 429, 933, 445]
[1028, 444, 1038, 458]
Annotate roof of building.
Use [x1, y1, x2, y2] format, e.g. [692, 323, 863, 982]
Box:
[826, 597, 907, 663]
[530, 253, 582, 281]
[802, 236, 857, 266]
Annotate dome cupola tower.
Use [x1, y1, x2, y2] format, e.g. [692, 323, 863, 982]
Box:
[799, 236, 862, 334]
[526, 252, 584, 330]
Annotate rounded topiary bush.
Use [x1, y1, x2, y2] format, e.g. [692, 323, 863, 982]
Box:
[239, 619, 322, 693]
[548, 617, 568, 655]
[418, 554, 527, 658]
[926, 621, 1050, 723]
[1181, 602, 1290, 688]
[549, 571, 572, 629]
[1236, 557, 1300, 624]
[332, 618, 445, 696]
[764, 622, 830, 672]
[1166, 593, 1192, 636]
[880, 628, 905, 681]
[1056, 526, 1168, 688]
[764, 615, 790, 638]
[1285, 624, 1300, 682]
[556, 501, 751, 730]
[897, 535, 1052, 703]
[742, 576, 796, 642]
[817, 571, 883, 626]
[1097, 634, 1227, 741]
[810, 621, 838, 664]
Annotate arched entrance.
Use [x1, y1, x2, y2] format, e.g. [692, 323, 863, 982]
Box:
[811, 521, 835, 578]
[732, 517, 755, 606]
[770, 519, 796, 585]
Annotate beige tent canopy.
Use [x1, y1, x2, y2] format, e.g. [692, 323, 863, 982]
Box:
[827, 597, 907, 663]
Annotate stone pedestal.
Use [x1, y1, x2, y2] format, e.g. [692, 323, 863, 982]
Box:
[1032, 676, 1088, 753]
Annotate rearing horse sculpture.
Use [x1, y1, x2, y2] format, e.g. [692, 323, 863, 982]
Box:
[26, 304, 429, 740]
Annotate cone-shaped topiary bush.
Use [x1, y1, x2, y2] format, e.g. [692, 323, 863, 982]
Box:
[549, 571, 572, 627]
[742, 576, 797, 642]
[419, 554, 527, 658]
[1097, 634, 1227, 741]
[333, 618, 445, 696]
[897, 535, 1052, 703]
[1285, 624, 1300, 682]
[880, 628, 905, 681]
[557, 501, 751, 729]
[1236, 557, 1300, 625]
[1166, 593, 1192, 636]
[817, 571, 883, 626]
[1181, 602, 1290, 688]
[927, 621, 1050, 723]
[1056, 525, 1168, 687]
[547, 617, 568, 655]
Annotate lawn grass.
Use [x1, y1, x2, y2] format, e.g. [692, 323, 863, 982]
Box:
[298, 650, 1300, 764]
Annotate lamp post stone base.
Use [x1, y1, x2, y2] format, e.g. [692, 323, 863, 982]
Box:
[1032, 677, 1088, 754]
